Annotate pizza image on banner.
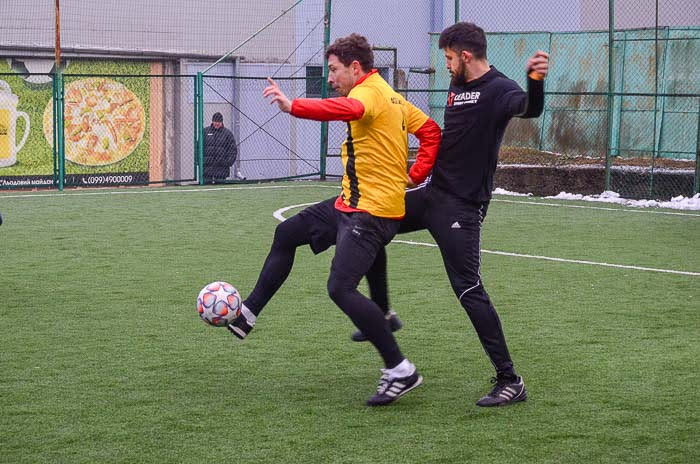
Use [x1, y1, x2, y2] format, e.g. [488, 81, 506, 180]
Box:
[43, 78, 146, 166]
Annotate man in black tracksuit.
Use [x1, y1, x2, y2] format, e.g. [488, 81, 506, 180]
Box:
[353, 22, 550, 407]
[203, 112, 238, 183]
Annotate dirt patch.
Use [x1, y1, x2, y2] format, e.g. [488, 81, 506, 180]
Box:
[408, 147, 696, 199]
[495, 165, 602, 196]
[498, 146, 696, 170]
[495, 146, 697, 199]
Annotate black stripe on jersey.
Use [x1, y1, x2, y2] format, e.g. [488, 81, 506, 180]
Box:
[345, 123, 360, 207]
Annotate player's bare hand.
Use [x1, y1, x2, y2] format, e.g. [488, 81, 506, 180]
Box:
[526, 50, 549, 80]
[406, 174, 416, 188]
[263, 77, 292, 113]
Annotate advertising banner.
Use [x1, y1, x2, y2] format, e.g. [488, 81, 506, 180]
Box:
[0, 59, 150, 188]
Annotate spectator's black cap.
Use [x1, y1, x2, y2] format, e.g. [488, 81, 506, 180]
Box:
[212, 112, 223, 122]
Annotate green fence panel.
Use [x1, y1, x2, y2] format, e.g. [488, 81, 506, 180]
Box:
[428, 25, 698, 198]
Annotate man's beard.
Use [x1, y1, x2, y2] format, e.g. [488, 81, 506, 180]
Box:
[450, 61, 467, 86]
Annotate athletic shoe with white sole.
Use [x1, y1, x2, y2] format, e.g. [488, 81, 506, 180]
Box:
[476, 376, 527, 407]
[366, 369, 423, 406]
[351, 310, 403, 342]
[227, 314, 254, 340]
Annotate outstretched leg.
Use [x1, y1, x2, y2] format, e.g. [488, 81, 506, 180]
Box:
[243, 214, 313, 316]
[228, 198, 339, 339]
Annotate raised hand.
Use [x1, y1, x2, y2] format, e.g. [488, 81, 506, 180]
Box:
[262, 77, 292, 113]
[527, 50, 550, 80]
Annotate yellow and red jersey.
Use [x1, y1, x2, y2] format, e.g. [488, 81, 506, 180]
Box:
[291, 70, 440, 218]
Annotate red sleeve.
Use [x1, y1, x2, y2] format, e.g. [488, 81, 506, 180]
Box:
[408, 118, 441, 184]
[290, 97, 365, 121]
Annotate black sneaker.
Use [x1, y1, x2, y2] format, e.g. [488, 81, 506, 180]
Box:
[476, 376, 527, 407]
[227, 314, 254, 339]
[351, 310, 403, 342]
[366, 369, 423, 406]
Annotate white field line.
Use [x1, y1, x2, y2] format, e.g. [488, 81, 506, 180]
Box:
[274, 203, 700, 277]
[0, 184, 341, 200]
[392, 239, 700, 277]
[273, 202, 319, 222]
[4, 187, 698, 276]
[1, 185, 697, 218]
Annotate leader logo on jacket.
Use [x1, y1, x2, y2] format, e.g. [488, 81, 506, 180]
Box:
[447, 91, 481, 107]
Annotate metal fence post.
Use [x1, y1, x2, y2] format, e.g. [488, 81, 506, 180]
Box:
[695, 102, 700, 194]
[193, 76, 198, 182]
[605, 0, 615, 192]
[52, 73, 58, 187]
[196, 72, 204, 185]
[648, 2, 660, 197]
[319, 0, 332, 181]
[56, 71, 65, 191]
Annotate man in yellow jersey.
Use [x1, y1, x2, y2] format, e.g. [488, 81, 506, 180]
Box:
[226, 33, 441, 406]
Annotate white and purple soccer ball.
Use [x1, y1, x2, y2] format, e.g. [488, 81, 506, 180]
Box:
[197, 281, 242, 327]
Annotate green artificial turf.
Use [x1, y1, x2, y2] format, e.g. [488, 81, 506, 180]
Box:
[1, 182, 698, 463]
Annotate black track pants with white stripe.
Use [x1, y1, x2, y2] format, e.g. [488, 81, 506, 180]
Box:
[397, 185, 516, 376]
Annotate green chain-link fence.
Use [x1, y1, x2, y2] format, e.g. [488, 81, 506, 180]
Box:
[196, 0, 327, 184]
[201, 75, 324, 183]
[434, 1, 698, 199]
[1, 0, 697, 198]
[606, 1, 699, 198]
[329, 0, 699, 199]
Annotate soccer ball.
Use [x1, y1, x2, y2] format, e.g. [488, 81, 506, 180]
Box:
[197, 281, 242, 327]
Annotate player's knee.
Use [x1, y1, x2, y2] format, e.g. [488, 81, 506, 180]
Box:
[272, 217, 305, 250]
[271, 222, 291, 248]
[326, 274, 347, 305]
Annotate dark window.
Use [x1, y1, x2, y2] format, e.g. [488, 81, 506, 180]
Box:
[306, 66, 324, 98]
[306, 66, 343, 98]
[306, 66, 395, 96]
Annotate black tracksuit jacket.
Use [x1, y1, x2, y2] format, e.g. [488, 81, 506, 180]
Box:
[429, 66, 544, 202]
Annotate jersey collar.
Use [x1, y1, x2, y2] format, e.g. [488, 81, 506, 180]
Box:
[353, 69, 378, 88]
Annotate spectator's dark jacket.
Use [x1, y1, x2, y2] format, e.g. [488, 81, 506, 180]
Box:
[203, 125, 238, 180]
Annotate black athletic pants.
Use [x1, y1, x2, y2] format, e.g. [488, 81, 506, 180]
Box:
[388, 185, 516, 378]
[243, 198, 404, 368]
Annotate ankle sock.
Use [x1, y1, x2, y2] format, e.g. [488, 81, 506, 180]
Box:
[239, 303, 256, 326]
[386, 358, 415, 378]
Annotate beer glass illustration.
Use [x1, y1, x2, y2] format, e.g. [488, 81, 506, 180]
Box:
[0, 80, 30, 168]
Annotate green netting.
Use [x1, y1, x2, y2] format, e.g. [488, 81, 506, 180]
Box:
[0, 0, 697, 197]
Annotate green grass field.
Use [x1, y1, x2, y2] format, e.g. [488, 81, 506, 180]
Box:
[1, 182, 698, 463]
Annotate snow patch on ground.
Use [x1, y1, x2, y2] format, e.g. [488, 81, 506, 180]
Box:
[493, 188, 700, 210]
[547, 191, 700, 210]
[492, 188, 532, 197]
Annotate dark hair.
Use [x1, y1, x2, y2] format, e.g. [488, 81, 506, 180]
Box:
[212, 112, 223, 122]
[325, 33, 374, 72]
[438, 22, 487, 59]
